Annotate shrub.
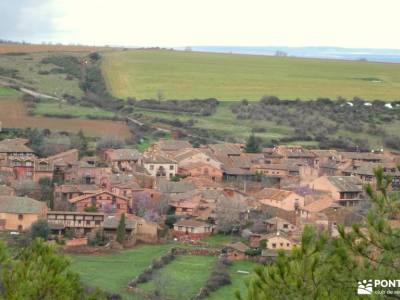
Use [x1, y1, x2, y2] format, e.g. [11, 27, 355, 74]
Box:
[30, 219, 50, 240]
[245, 248, 262, 256]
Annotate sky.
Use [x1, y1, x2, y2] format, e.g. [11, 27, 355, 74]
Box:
[1, 0, 400, 49]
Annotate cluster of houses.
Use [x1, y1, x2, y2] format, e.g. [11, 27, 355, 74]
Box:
[0, 137, 399, 252]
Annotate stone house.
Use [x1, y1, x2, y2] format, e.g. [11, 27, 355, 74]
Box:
[265, 216, 298, 233]
[47, 211, 104, 236]
[142, 154, 178, 179]
[104, 148, 141, 172]
[172, 219, 213, 239]
[309, 176, 364, 207]
[68, 190, 129, 214]
[265, 231, 296, 250]
[179, 162, 223, 181]
[224, 242, 250, 260]
[0, 196, 47, 231]
[255, 188, 304, 211]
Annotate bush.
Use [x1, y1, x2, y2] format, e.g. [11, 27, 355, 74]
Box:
[165, 215, 177, 228]
[88, 229, 108, 246]
[30, 219, 50, 240]
[41, 55, 81, 78]
[96, 136, 125, 151]
[245, 248, 262, 256]
[384, 135, 400, 150]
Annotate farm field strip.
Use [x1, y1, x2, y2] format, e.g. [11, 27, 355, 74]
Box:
[0, 97, 130, 137]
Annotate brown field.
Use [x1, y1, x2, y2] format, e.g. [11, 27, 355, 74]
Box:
[0, 43, 118, 54]
[0, 98, 130, 138]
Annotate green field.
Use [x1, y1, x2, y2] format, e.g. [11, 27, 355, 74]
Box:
[207, 260, 256, 300]
[0, 86, 19, 96]
[70, 244, 256, 300]
[70, 244, 174, 299]
[102, 49, 400, 101]
[139, 255, 216, 299]
[34, 100, 116, 118]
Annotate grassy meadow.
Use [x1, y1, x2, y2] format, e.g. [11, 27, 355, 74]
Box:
[70, 244, 174, 299]
[0, 86, 19, 96]
[70, 244, 255, 300]
[139, 255, 216, 299]
[102, 49, 400, 101]
[0, 51, 84, 98]
[34, 100, 116, 118]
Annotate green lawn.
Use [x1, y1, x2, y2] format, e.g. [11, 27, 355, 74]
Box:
[70, 244, 174, 299]
[34, 100, 116, 118]
[102, 49, 400, 101]
[0, 86, 19, 96]
[200, 234, 237, 247]
[207, 260, 257, 300]
[138, 255, 217, 299]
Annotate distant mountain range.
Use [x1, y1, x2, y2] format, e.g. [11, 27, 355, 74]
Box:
[175, 46, 400, 63]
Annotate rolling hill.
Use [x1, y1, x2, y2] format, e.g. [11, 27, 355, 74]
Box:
[102, 49, 400, 101]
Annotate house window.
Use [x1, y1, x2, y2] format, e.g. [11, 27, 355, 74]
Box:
[86, 220, 90, 225]
[26, 172, 33, 177]
[91, 197, 96, 205]
[272, 243, 276, 248]
[18, 214, 23, 220]
[283, 224, 288, 229]
[169, 165, 174, 170]
[95, 220, 101, 225]
[117, 204, 121, 209]
[25, 161, 33, 167]
[287, 243, 290, 247]
[280, 243, 283, 247]
[18, 225, 23, 231]
[112, 197, 116, 205]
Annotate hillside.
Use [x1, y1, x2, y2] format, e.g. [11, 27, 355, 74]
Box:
[0, 43, 115, 54]
[102, 49, 400, 101]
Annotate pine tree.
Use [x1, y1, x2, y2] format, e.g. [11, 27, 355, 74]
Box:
[76, 129, 88, 155]
[116, 213, 126, 244]
[245, 134, 261, 153]
[1, 239, 85, 299]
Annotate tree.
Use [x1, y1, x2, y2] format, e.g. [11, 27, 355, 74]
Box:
[245, 134, 261, 153]
[15, 179, 35, 197]
[0, 239, 99, 300]
[30, 219, 50, 240]
[39, 177, 54, 208]
[165, 215, 177, 228]
[89, 52, 101, 61]
[116, 213, 126, 244]
[216, 196, 246, 233]
[237, 167, 400, 300]
[72, 130, 88, 155]
[96, 135, 125, 151]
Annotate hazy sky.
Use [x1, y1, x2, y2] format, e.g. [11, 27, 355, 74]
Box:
[1, 0, 399, 49]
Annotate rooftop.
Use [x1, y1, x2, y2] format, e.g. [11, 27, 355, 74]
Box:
[0, 196, 46, 214]
[326, 176, 362, 192]
[0, 139, 34, 153]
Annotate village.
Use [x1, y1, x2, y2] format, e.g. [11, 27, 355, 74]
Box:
[0, 136, 399, 260]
